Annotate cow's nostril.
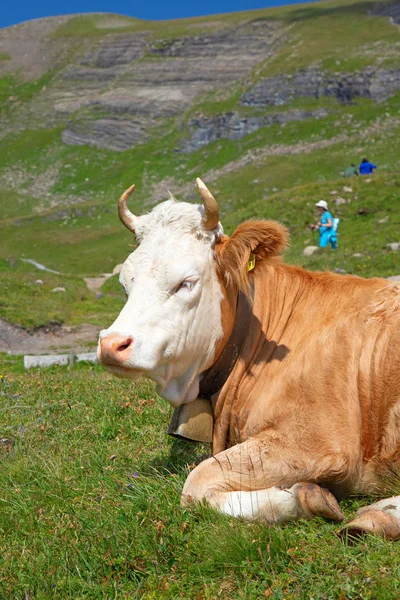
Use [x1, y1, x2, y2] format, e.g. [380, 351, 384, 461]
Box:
[99, 335, 134, 366]
[117, 339, 132, 353]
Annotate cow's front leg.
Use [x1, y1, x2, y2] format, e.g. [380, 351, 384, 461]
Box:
[181, 438, 344, 523]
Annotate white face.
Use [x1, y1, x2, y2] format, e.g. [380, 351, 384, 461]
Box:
[98, 199, 225, 407]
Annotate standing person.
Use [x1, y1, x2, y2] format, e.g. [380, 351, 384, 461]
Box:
[343, 163, 359, 177]
[309, 200, 338, 249]
[359, 158, 377, 175]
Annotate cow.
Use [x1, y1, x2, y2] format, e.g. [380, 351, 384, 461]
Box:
[98, 178, 400, 540]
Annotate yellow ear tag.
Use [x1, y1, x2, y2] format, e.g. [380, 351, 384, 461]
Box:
[248, 253, 256, 272]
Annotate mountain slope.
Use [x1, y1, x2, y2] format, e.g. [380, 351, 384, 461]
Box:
[1, 0, 400, 333]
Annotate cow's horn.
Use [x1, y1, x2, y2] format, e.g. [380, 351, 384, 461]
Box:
[196, 177, 220, 231]
[118, 184, 137, 233]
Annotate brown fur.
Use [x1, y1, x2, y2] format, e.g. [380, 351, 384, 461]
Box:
[215, 220, 288, 298]
[183, 218, 400, 525]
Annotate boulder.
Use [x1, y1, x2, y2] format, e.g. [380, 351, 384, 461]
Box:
[24, 354, 70, 369]
[75, 352, 98, 363]
[51, 287, 66, 292]
[303, 246, 319, 256]
[343, 186, 353, 193]
[387, 243, 400, 251]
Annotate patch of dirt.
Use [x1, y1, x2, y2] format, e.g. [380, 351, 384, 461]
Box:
[0, 318, 99, 355]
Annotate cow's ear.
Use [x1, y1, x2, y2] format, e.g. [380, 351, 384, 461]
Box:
[215, 220, 288, 296]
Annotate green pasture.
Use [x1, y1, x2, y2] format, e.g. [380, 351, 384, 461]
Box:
[2, 164, 400, 329]
[0, 362, 399, 599]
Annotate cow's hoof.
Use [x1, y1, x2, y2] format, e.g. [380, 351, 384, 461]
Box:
[294, 482, 344, 522]
[338, 508, 400, 542]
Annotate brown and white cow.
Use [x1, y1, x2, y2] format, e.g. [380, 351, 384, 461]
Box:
[98, 179, 400, 539]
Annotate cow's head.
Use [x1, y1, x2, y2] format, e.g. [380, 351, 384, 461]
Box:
[98, 179, 287, 407]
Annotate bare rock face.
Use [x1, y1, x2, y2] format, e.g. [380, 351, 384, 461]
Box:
[81, 32, 149, 67]
[241, 67, 400, 107]
[62, 117, 148, 150]
[178, 108, 329, 153]
[371, 1, 400, 24]
[150, 19, 280, 59]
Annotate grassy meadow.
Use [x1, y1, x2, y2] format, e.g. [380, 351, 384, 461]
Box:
[1, 360, 400, 599]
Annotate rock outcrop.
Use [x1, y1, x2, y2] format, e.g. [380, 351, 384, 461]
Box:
[371, 1, 400, 24]
[56, 18, 283, 149]
[241, 67, 400, 107]
[62, 117, 148, 150]
[178, 108, 329, 153]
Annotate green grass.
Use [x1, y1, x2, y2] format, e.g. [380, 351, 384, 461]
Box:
[0, 363, 399, 598]
[0, 260, 125, 330]
[258, 0, 400, 76]
[0, 71, 57, 118]
[2, 95, 400, 329]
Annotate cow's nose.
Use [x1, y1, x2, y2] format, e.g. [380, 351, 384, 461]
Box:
[99, 334, 134, 366]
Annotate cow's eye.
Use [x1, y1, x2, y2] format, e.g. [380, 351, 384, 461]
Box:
[177, 278, 197, 293]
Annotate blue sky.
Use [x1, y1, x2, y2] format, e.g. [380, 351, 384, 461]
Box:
[1, 0, 309, 29]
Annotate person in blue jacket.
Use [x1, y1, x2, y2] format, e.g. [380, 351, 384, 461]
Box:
[359, 157, 377, 175]
[310, 200, 338, 249]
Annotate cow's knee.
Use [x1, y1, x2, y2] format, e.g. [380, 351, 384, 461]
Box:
[181, 455, 222, 507]
[181, 459, 344, 524]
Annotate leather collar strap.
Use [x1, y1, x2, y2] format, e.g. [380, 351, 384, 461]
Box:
[199, 287, 254, 399]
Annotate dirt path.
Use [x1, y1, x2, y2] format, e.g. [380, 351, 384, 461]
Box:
[0, 319, 99, 355]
